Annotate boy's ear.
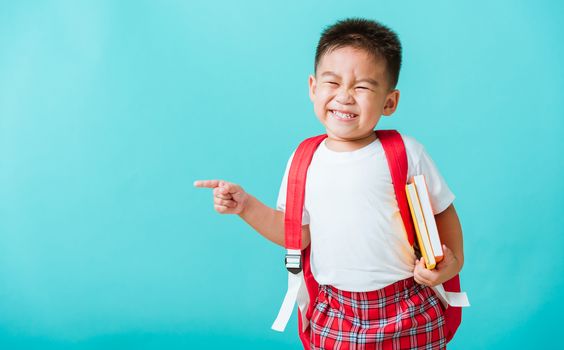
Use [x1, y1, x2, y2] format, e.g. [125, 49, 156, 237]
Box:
[382, 89, 400, 116]
[308, 75, 316, 102]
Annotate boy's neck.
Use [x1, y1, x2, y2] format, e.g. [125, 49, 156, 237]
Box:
[325, 131, 378, 152]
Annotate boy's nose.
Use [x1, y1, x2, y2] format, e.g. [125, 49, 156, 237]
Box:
[335, 88, 354, 105]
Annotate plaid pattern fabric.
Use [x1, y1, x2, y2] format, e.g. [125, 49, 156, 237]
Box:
[310, 277, 446, 350]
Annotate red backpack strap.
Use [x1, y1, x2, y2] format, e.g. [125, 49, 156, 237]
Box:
[377, 130, 462, 343]
[442, 276, 462, 342]
[376, 130, 416, 246]
[284, 134, 327, 267]
[283, 134, 326, 350]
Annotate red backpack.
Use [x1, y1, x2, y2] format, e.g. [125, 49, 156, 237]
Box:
[275, 130, 462, 349]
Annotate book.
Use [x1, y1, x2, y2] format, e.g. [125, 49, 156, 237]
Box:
[405, 175, 444, 269]
[413, 175, 444, 263]
[406, 182, 436, 269]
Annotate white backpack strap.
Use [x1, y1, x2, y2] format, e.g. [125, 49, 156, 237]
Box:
[271, 250, 310, 332]
[431, 284, 470, 308]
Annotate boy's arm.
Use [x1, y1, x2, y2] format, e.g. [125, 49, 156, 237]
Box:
[194, 180, 311, 249]
[435, 204, 464, 269]
[239, 195, 310, 249]
[413, 203, 464, 287]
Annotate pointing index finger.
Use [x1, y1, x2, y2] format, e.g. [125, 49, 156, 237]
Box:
[193, 180, 221, 188]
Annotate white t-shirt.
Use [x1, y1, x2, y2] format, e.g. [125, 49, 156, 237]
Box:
[276, 134, 455, 292]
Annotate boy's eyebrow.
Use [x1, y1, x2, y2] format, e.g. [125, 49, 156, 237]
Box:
[320, 71, 379, 86]
[320, 71, 340, 79]
[356, 78, 380, 87]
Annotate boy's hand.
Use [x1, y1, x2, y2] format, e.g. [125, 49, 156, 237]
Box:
[413, 244, 462, 287]
[194, 180, 249, 215]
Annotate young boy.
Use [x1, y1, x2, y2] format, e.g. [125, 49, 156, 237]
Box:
[195, 18, 464, 349]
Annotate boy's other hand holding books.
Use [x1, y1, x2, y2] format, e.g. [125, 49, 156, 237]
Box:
[413, 244, 462, 287]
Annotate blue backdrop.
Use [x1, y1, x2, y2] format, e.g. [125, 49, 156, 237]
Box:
[1, 1, 562, 349]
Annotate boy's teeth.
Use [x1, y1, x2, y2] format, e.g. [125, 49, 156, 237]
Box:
[332, 110, 356, 119]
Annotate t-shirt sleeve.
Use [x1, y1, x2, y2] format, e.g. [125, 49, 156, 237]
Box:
[404, 135, 455, 215]
[276, 151, 311, 225]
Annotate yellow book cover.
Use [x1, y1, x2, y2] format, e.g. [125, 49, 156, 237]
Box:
[413, 175, 444, 263]
[406, 183, 436, 269]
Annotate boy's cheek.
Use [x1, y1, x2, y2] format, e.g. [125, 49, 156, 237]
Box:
[315, 87, 332, 98]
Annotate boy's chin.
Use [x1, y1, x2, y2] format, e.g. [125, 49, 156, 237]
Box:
[325, 130, 376, 142]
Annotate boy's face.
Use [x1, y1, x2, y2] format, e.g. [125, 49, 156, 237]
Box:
[309, 46, 399, 146]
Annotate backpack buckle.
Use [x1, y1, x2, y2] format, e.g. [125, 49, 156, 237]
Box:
[285, 250, 302, 274]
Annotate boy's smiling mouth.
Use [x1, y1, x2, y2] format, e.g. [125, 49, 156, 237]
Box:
[330, 109, 358, 121]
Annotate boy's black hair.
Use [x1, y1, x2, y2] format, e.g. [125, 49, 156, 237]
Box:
[315, 18, 402, 89]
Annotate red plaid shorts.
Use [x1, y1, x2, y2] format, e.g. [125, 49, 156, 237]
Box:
[310, 277, 446, 350]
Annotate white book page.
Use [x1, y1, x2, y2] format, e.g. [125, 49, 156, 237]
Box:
[414, 175, 444, 258]
[407, 183, 435, 267]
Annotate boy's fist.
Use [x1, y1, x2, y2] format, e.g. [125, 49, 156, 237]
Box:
[194, 180, 248, 215]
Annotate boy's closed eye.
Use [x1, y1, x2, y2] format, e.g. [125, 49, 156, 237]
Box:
[322, 81, 372, 92]
[355, 86, 372, 91]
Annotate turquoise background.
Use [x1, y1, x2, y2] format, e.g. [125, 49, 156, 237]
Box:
[1, 0, 562, 349]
